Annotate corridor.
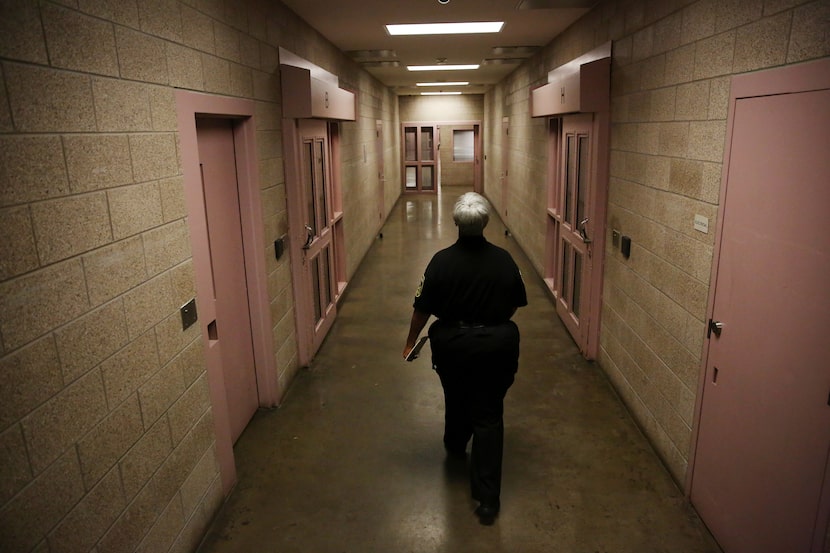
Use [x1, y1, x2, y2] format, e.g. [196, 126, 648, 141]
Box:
[197, 189, 721, 553]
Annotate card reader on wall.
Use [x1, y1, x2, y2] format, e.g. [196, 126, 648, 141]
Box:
[274, 235, 286, 260]
[621, 235, 632, 259]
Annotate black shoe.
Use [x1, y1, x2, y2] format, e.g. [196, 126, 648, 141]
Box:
[475, 502, 499, 525]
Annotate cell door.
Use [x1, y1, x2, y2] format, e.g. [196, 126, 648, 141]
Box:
[377, 120, 385, 225]
[691, 64, 830, 553]
[501, 117, 509, 219]
[195, 117, 259, 443]
[549, 114, 594, 350]
[298, 119, 338, 356]
[402, 124, 437, 192]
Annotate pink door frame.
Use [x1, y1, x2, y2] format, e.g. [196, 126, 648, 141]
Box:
[473, 123, 482, 194]
[687, 57, 830, 550]
[176, 91, 279, 495]
[583, 108, 610, 359]
[501, 117, 509, 220]
[376, 120, 386, 228]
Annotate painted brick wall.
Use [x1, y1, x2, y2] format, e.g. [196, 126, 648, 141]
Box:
[0, 0, 398, 551]
[484, 0, 829, 484]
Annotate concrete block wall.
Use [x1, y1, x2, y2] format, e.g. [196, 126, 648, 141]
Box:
[484, 0, 829, 484]
[0, 0, 398, 551]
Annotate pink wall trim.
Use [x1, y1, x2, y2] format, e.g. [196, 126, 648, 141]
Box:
[585, 108, 610, 360]
[281, 118, 313, 367]
[176, 90, 279, 496]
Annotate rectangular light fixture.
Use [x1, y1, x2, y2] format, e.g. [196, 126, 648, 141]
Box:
[421, 91, 463, 96]
[416, 81, 469, 87]
[407, 64, 479, 71]
[386, 22, 504, 36]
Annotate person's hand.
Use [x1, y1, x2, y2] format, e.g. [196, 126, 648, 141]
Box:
[402, 344, 413, 359]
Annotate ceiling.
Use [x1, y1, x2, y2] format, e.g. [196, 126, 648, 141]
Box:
[279, 0, 598, 95]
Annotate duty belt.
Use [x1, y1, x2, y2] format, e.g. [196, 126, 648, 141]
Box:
[451, 321, 487, 329]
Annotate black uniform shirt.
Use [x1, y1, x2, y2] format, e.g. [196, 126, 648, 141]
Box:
[413, 235, 528, 324]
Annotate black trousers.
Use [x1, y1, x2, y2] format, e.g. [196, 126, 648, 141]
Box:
[428, 320, 519, 505]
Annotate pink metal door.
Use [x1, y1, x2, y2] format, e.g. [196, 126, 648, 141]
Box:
[298, 119, 337, 355]
[501, 117, 509, 219]
[691, 85, 830, 552]
[196, 118, 259, 443]
[376, 120, 385, 227]
[553, 114, 593, 351]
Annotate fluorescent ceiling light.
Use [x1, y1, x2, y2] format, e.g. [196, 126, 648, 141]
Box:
[421, 91, 463, 96]
[416, 81, 469, 87]
[407, 64, 479, 71]
[386, 22, 504, 35]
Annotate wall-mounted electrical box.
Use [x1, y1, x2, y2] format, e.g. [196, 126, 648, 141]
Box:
[274, 235, 286, 260]
[180, 298, 198, 331]
[621, 236, 632, 259]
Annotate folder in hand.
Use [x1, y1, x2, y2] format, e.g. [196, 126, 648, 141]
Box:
[405, 336, 429, 362]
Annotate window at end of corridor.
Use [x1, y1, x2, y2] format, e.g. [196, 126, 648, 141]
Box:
[453, 129, 474, 162]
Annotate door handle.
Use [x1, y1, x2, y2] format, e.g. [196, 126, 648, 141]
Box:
[708, 319, 724, 338]
[302, 225, 313, 250]
[578, 217, 592, 244]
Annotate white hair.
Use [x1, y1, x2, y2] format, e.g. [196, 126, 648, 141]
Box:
[453, 192, 490, 236]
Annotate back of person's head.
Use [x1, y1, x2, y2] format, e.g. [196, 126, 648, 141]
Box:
[453, 192, 490, 236]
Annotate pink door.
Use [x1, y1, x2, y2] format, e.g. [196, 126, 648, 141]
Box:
[501, 118, 509, 219]
[376, 120, 385, 226]
[553, 114, 593, 351]
[298, 119, 338, 355]
[691, 79, 830, 551]
[196, 118, 259, 443]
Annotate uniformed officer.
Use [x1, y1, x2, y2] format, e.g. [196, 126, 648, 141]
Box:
[403, 192, 527, 525]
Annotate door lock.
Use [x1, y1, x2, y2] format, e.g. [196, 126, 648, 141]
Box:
[578, 217, 592, 244]
[303, 225, 314, 250]
[708, 319, 724, 338]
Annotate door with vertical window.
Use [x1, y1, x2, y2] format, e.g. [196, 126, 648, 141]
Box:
[402, 124, 437, 192]
[548, 114, 593, 350]
[298, 119, 337, 355]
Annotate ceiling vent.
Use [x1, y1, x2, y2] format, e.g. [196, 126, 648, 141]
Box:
[517, 0, 598, 8]
[490, 46, 539, 57]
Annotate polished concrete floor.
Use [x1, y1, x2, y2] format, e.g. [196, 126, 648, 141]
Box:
[198, 189, 722, 553]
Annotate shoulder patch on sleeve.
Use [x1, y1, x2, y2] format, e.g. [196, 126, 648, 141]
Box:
[415, 275, 425, 298]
